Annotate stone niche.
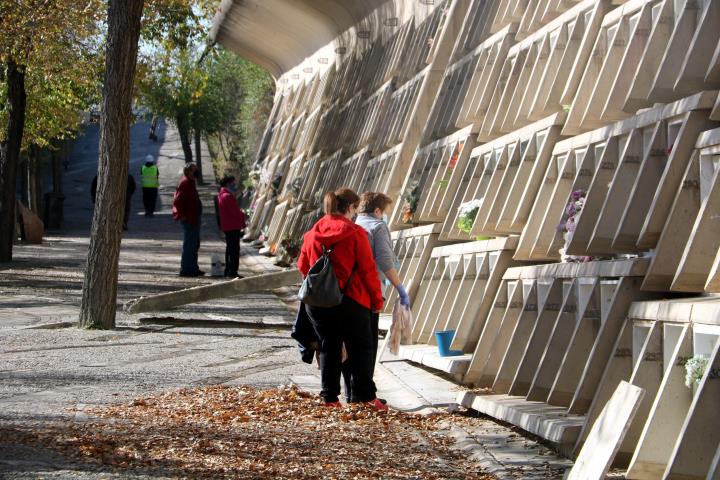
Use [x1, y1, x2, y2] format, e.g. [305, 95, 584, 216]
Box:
[393, 236, 519, 382]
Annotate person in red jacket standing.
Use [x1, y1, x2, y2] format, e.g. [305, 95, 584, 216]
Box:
[172, 163, 204, 277]
[217, 175, 247, 278]
[297, 187, 387, 411]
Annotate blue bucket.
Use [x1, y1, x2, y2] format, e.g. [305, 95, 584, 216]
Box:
[435, 330, 464, 357]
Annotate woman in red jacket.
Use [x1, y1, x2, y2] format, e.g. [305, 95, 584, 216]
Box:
[297, 187, 386, 410]
[172, 163, 203, 276]
[217, 175, 247, 278]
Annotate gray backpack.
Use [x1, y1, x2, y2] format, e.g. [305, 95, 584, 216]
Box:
[298, 245, 355, 308]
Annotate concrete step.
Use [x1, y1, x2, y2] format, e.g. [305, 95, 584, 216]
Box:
[395, 344, 472, 379]
[457, 391, 585, 456]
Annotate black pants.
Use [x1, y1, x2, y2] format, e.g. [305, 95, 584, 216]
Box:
[142, 187, 158, 215]
[306, 296, 375, 403]
[342, 311, 379, 401]
[224, 230, 241, 277]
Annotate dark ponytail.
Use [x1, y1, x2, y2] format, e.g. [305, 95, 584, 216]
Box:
[323, 187, 360, 215]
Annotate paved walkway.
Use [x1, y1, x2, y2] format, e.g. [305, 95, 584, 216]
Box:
[0, 121, 572, 479]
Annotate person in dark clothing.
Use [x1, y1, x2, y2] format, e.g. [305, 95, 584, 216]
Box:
[148, 116, 158, 141]
[172, 162, 204, 276]
[216, 175, 247, 278]
[291, 303, 320, 364]
[297, 187, 387, 411]
[90, 173, 136, 231]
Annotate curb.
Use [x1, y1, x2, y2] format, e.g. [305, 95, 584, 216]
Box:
[22, 321, 76, 330]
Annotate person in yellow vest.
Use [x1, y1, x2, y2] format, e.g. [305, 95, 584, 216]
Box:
[140, 155, 159, 217]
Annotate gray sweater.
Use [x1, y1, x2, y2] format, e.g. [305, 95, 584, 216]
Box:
[356, 214, 397, 285]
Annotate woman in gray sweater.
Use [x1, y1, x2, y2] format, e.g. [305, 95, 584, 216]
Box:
[342, 192, 410, 402]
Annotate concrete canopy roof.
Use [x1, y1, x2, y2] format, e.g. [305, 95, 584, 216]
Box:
[210, 0, 393, 79]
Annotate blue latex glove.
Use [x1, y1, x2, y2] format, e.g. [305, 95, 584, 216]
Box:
[396, 284, 410, 307]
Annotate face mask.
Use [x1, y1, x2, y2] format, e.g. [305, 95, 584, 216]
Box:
[227, 184, 237, 193]
[193, 170, 200, 179]
[382, 214, 388, 224]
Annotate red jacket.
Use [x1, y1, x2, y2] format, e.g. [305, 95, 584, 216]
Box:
[217, 187, 246, 232]
[172, 176, 201, 225]
[298, 214, 383, 312]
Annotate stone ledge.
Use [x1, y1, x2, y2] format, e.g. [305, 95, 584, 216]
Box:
[457, 391, 585, 452]
[431, 235, 519, 257]
[628, 295, 720, 325]
[503, 257, 649, 280]
[396, 344, 472, 377]
[390, 222, 443, 239]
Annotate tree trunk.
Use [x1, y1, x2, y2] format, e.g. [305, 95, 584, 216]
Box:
[216, 132, 229, 163]
[177, 114, 193, 163]
[79, 0, 144, 329]
[194, 128, 203, 184]
[0, 60, 27, 262]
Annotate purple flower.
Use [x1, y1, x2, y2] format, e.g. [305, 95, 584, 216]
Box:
[571, 190, 584, 200]
[565, 204, 576, 216]
[566, 218, 576, 232]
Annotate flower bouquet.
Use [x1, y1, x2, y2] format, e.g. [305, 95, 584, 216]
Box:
[685, 355, 709, 389]
[401, 181, 420, 224]
[276, 235, 303, 267]
[313, 190, 324, 207]
[270, 174, 283, 196]
[248, 169, 261, 186]
[258, 225, 269, 243]
[289, 177, 303, 198]
[457, 199, 482, 234]
[557, 190, 590, 262]
[243, 207, 253, 221]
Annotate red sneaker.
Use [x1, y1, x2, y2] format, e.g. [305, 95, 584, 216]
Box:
[324, 401, 342, 407]
[365, 398, 389, 412]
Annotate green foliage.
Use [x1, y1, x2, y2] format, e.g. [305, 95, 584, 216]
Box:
[138, 0, 274, 182]
[457, 200, 481, 234]
[685, 355, 709, 388]
[202, 48, 274, 183]
[0, 0, 104, 150]
[401, 181, 420, 212]
[276, 234, 302, 261]
[0, 0, 212, 153]
[141, 0, 206, 48]
[138, 46, 207, 126]
[1, 0, 272, 182]
[457, 215, 475, 234]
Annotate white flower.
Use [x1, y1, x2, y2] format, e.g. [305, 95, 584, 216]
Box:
[260, 168, 272, 184]
[685, 355, 709, 388]
[458, 199, 483, 217]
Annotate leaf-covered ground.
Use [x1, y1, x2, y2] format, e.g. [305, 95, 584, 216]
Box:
[8, 385, 495, 479]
